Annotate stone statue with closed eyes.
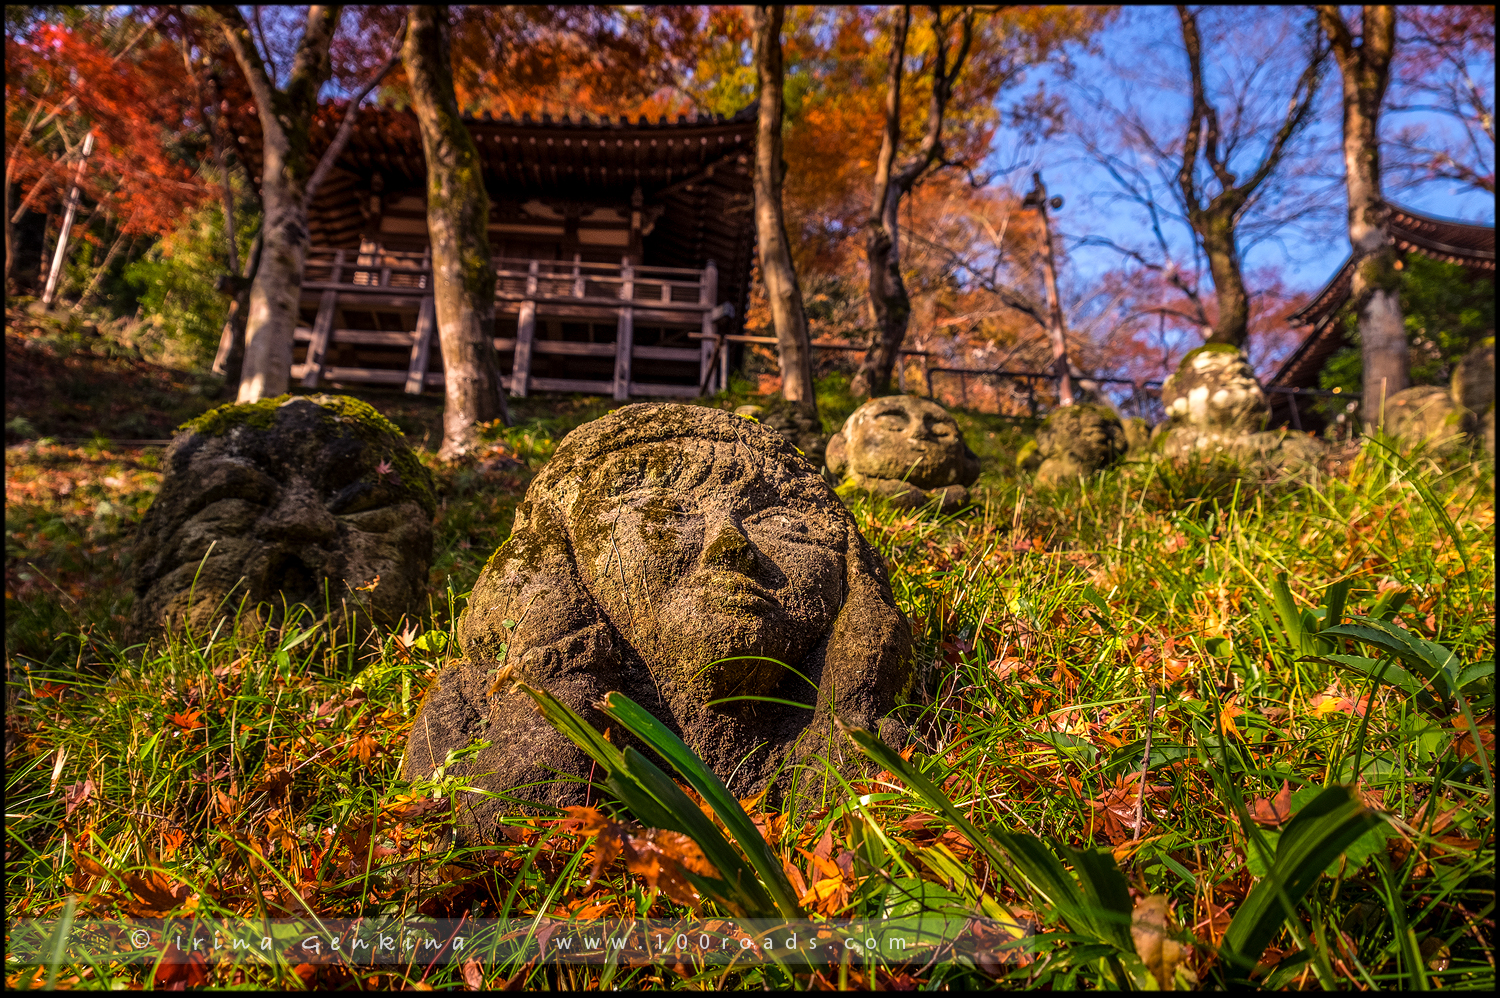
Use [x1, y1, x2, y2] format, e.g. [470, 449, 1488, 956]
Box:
[825, 395, 981, 514]
[128, 395, 435, 643]
[401, 403, 913, 838]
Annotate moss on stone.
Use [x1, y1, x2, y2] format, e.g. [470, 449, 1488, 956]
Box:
[1178, 342, 1242, 369]
[180, 396, 289, 437]
[1015, 438, 1040, 471]
[178, 394, 437, 516]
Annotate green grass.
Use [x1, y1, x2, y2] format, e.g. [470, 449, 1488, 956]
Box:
[5, 373, 1494, 989]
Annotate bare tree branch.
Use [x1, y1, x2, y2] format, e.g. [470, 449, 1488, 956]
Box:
[304, 14, 408, 207]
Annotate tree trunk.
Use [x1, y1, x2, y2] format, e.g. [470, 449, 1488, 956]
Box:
[851, 7, 912, 400]
[1027, 172, 1075, 406]
[215, 231, 262, 398]
[1199, 216, 1250, 347]
[852, 6, 975, 399]
[214, 5, 341, 402]
[1318, 5, 1405, 426]
[1176, 6, 1327, 352]
[750, 6, 817, 411]
[404, 5, 510, 460]
[237, 176, 308, 401]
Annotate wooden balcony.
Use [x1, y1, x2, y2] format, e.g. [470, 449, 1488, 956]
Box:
[291, 248, 733, 399]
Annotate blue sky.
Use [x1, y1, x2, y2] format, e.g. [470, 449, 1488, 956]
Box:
[985, 6, 1494, 297]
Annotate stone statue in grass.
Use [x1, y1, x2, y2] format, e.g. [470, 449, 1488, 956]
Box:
[824, 395, 981, 514]
[129, 394, 435, 642]
[1032, 404, 1129, 486]
[1155, 344, 1325, 477]
[401, 403, 912, 838]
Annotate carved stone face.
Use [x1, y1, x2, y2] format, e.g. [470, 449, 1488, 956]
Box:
[569, 438, 846, 699]
[405, 404, 914, 833]
[842, 395, 977, 489]
[130, 396, 435, 641]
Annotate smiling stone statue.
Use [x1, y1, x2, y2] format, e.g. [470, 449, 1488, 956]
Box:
[129, 394, 435, 642]
[401, 404, 912, 836]
[825, 396, 981, 513]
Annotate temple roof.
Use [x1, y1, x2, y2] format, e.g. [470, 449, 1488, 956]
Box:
[1270, 205, 1495, 390]
[228, 101, 758, 323]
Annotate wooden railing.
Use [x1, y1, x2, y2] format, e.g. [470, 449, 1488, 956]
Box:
[301, 247, 713, 310]
[293, 248, 731, 400]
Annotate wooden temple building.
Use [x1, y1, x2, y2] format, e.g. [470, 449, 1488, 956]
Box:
[1268, 204, 1495, 430]
[238, 105, 757, 399]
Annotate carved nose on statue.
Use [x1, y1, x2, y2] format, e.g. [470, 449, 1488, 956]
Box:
[257, 483, 337, 544]
[700, 522, 756, 574]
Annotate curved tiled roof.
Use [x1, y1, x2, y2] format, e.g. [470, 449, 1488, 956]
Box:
[1272, 204, 1494, 391]
[225, 101, 758, 324]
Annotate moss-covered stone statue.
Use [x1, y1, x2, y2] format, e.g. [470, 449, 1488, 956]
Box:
[1382, 384, 1476, 456]
[401, 403, 912, 838]
[129, 395, 435, 641]
[1151, 343, 1326, 476]
[1451, 337, 1495, 418]
[824, 396, 980, 514]
[1033, 404, 1128, 486]
[1159, 344, 1271, 436]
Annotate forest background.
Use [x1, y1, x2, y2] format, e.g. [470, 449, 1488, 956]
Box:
[5, 4, 1494, 413]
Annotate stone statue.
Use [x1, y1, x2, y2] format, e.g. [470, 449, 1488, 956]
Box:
[1155, 345, 1325, 477]
[1382, 384, 1476, 456]
[824, 396, 980, 514]
[401, 403, 912, 838]
[129, 395, 435, 641]
[1033, 404, 1128, 486]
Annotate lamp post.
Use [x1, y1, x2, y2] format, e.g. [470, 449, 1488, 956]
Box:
[1022, 170, 1073, 407]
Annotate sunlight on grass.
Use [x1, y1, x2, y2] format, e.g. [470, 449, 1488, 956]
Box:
[5, 388, 1494, 989]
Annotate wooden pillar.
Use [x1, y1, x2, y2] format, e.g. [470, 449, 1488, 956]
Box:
[897, 354, 907, 393]
[699, 258, 719, 395]
[628, 185, 645, 265]
[301, 288, 339, 388]
[615, 257, 634, 400]
[700, 335, 718, 395]
[512, 303, 536, 398]
[572, 252, 583, 297]
[924, 357, 933, 398]
[404, 296, 437, 395]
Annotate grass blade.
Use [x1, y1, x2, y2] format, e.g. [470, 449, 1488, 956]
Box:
[1271, 572, 1316, 657]
[1221, 785, 1386, 974]
[1319, 617, 1460, 706]
[837, 719, 1016, 879]
[518, 684, 778, 916]
[518, 683, 679, 830]
[600, 692, 802, 918]
[619, 747, 776, 916]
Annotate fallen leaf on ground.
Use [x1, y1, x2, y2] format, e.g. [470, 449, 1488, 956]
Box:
[1248, 780, 1294, 827]
[1132, 894, 1186, 989]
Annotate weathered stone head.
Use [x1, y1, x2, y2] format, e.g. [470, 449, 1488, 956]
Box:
[1034, 404, 1127, 486]
[1160, 344, 1270, 436]
[402, 403, 912, 836]
[129, 395, 435, 641]
[825, 396, 980, 513]
[1382, 384, 1476, 456]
